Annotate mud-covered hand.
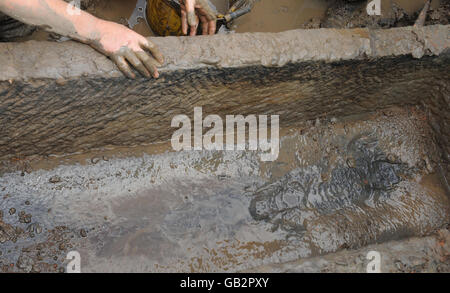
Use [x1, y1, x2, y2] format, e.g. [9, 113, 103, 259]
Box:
[180, 0, 217, 36]
[91, 20, 164, 79]
[0, 0, 164, 79]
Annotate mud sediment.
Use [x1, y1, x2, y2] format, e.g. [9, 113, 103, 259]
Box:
[422, 93, 450, 194]
[244, 229, 450, 273]
[0, 23, 449, 272]
[1, 25, 449, 163]
[322, 0, 450, 29]
[0, 107, 448, 272]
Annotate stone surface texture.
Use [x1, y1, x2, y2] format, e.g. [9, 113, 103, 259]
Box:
[0, 25, 449, 161]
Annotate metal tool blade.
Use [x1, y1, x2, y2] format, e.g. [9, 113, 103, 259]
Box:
[127, 0, 148, 29]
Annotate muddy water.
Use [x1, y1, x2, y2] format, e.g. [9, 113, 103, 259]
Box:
[90, 0, 443, 34]
[232, 0, 329, 33]
[0, 107, 448, 272]
[83, 0, 153, 37]
[395, 0, 441, 14]
[15, 0, 442, 42]
[231, 0, 441, 32]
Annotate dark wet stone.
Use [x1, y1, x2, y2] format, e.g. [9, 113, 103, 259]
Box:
[16, 255, 33, 272]
[249, 133, 405, 234]
[49, 176, 62, 184]
[27, 223, 42, 235]
[58, 243, 66, 251]
[18, 212, 32, 224]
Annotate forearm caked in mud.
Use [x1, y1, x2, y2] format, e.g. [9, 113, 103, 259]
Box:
[0, 0, 163, 78]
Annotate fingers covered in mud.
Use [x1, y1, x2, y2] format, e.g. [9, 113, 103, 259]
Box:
[88, 20, 163, 79]
[181, 0, 217, 36]
[142, 39, 164, 65]
[111, 40, 163, 79]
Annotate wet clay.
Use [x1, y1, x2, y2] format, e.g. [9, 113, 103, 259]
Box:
[0, 2, 449, 273]
[0, 107, 448, 272]
[232, 0, 446, 32]
[322, 0, 448, 29]
[250, 133, 407, 233]
[1, 25, 449, 163]
[244, 228, 450, 273]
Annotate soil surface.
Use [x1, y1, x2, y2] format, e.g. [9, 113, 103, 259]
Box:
[244, 228, 450, 273]
[1, 107, 448, 272]
[320, 0, 449, 29]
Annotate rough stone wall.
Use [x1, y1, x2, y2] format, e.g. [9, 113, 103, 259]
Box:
[0, 25, 449, 161]
[424, 91, 450, 193]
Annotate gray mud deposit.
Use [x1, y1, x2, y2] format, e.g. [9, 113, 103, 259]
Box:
[0, 109, 448, 272]
[0, 6, 449, 273]
[250, 133, 407, 233]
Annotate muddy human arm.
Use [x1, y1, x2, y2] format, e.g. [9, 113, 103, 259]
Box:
[180, 0, 217, 36]
[0, 0, 163, 78]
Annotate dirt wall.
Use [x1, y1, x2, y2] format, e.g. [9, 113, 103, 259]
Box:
[0, 25, 449, 162]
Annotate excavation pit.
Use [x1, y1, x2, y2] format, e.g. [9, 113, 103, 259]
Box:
[0, 4, 449, 272]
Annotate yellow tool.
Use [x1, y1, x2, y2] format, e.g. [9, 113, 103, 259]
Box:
[146, 0, 184, 36]
[146, 0, 253, 36]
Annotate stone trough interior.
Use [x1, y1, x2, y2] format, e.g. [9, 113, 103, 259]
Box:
[0, 0, 449, 273]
